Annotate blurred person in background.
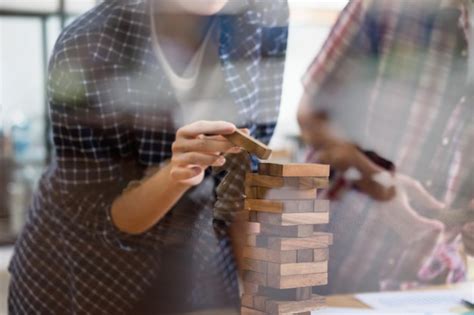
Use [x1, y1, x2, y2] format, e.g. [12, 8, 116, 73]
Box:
[8, 0, 288, 314]
[298, 0, 473, 294]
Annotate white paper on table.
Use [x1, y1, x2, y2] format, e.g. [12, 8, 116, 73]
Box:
[312, 308, 456, 315]
[354, 289, 467, 312]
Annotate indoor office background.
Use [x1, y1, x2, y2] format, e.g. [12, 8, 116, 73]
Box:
[0, 1, 348, 313]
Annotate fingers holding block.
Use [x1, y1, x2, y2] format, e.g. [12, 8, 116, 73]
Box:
[224, 129, 272, 160]
[259, 163, 330, 177]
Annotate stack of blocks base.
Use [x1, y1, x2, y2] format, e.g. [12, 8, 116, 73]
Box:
[240, 163, 332, 315]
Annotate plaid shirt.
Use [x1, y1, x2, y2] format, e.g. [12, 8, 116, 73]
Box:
[304, 0, 473, 294]
[8, 0, 288, 314]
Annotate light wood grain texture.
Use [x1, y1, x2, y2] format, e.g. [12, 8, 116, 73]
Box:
[242, 258, 267, 273]
[224, 129, 272, 160]
[243, 270, 268, 286]
[265, 294, 326, 314]
[258, 287, 313, 302]
[267, 261, 328, 276]
[260, 224, 314, 238]
[253, 187, 317, 200]
[246, 173, 329, 189]
[256, 212, 329, 226]
[313, 248, 329, 262]
[297, 249, 314, 263]
[265, 233, 333, 251]
[242, 247, 297, 264]
[241, 294, 254, 308]
[244, 199, 329, 214]
[242, 281, 259, 294]
[240, 306, 266, 315]
[243, 222, 261, 234]
[267, 273, 328, 289]
[253, 295, 268, 312]
[259, 163, 330, 177]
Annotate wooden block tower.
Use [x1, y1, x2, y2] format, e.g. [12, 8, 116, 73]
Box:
[239, 162, 332, 315]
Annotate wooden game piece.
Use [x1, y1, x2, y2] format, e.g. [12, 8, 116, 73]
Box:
[241, 294, 254, 308]
[242, 247, 297, 264]
[259, 163, 330, 177]
[243, 222, 261, 234]
[258, 287, 313, 302]
[244, 270, 268, 286]
[267, 273, 328, 289]
[224, 129, 272, 160]
[246, 234, 259, 247]
[267, 261, 328, 276]
[265, 233, 333, 251]
[233, 210, 251, 221]
[264, 294, 326, 314]
[244, 199, 328, 214]
[241, 306, 266, 315]
[245, 186, 258, 199]
[253, 187, 317, 200]
[260, 224, 314, 238]
[243, 258, 268, 274]
[265, 273, 328, 290]
[255, 212, 330, 226]
[243, 281, 259, 294]
[253, 295, 268, 311]
[313, 248, 329, 262]
[297, 249, 314, 263]
[246, 173, 329, 190]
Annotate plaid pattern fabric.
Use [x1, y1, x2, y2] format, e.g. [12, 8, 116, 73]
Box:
[8, 0, 288, 313]
[304, 0, 472, 294]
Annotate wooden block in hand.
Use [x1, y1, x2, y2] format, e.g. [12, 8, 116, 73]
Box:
[243, 247, 297, 263]
[265, 232, 333, 251]
[265, 294, 326, 314]
[267, 261, 328, 276]
[260, 224, 314, 238]
[246, 173, 329, 190]
[244, 199, 329, 214]
[267, 273, 328, 289]
[224, 129, 272, 160]
[258, 287, 313, 302]
[259, 163, 330, 177]
[255, 212, 329, 226]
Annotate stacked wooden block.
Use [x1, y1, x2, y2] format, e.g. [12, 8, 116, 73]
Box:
[239, 162, 332, 315]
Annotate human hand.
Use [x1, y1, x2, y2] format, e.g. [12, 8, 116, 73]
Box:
[170, 120, 241, 186]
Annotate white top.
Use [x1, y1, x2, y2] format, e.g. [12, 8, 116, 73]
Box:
[150, 14, 241, 126]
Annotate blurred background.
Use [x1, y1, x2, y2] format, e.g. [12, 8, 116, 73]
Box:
[1, 0, 473, 314]
[0, 1, 348, 312]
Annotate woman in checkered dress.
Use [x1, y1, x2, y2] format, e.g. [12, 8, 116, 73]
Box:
[8, 0, 288, 314]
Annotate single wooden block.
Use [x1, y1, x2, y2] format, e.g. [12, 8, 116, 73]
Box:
[253, 295, 268, 312]
[246, 173, 329, 190]
[241, 294, 254, 308]
[233, 210, 251, 222]
[242, 281, 259, 294]
[243, 270, 268, 286]
[246, 234, 259, 247]
[265, 294, 326, 314]
[267, 273, 328, 289]
[259, 163, 330, 177]
[243, 258, 268, 273]
[245, 199, 329, 214]
[224, 129, 272, 160]
[313, 248, 329, 262]
[266, 233, 333, 251]
[242, 247, 297, 264]
[245, 186, 258, 199]
[243, 222, 261, 234]
[260, 224, 314, 238]
[297, 249, 314, 263]
[258, 287, 313, 302]
[255, 212, 329, 226]
[253, 187, 317, 200]
[241, 306, 266, 315]
[267, 261, 328, 276]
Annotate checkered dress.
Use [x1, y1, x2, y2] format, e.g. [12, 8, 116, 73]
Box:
[8, 0, 288, 314]
[304, 0, 473, 294]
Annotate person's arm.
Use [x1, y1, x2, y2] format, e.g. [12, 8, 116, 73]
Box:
[111, 121, 240, 235]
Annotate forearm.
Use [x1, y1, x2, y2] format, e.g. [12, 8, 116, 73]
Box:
[111, 163, 191, 235]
